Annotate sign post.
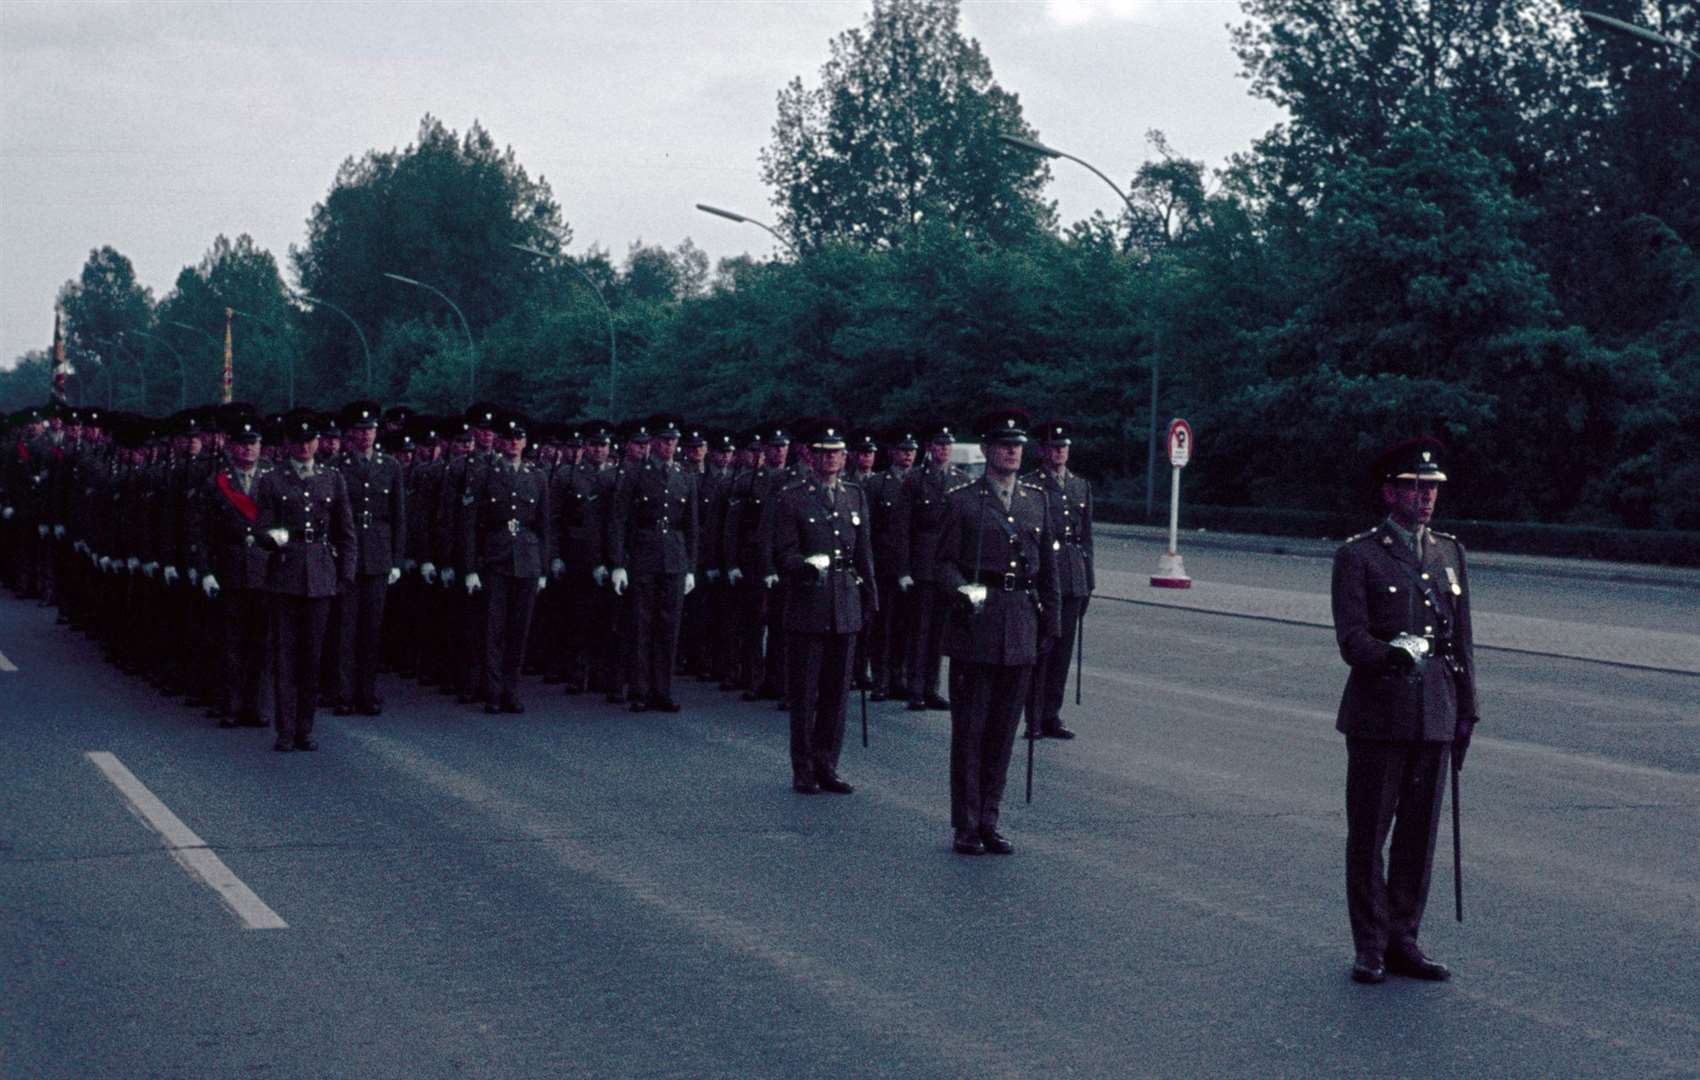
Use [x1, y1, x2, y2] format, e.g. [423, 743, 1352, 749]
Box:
[1151, 418, 1192, 588]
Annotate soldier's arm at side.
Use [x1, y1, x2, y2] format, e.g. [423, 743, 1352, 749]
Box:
[390, 458, 407, 572]
[1037, 507, 1062, 642]
[332, 474, 357, 588]
[1453, 540, 1480, 720]
[854, 488, 878, 614]
[1330, 545, 1400, 670]
[1081, 478, 1096, 595]
[934, 491, 967, 592]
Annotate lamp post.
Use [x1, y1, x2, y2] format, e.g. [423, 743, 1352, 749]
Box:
[694, 203, 797, 256]
[509, 243, 618, 416]
[1581, 10, 1700, 62]
[167, 318, 221, 401]
[93, 335, 148, 408]
[999, 132, 1165, 523]
[130, 330, 187, 409]
[227, 309, 296, 409]
[384, 273, 476, 403]
[294, 292, 373, 396]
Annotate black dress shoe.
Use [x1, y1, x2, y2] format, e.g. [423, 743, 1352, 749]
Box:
[272, 740, 293, 753]
[293, 737, 318, 752]
[240, 715, 267, 728]
[485, 702, 502, 715]
[333, 703, 353, 717]
[217, 718, 237, 730]
[869, 690, 888, 702]
[924, 695, 951, 711]
[906, 699, 929, 712]
[497, 698, 523, 714]
[952, 830, 985, 855]
[1043, 724, 1076, 740]
[740, 690, 762, 702]
[650, 697, 682, 713]
[816, 773, 854, 795]
[1385, 944, 1450, 981]
[1350, 951, 1386, 984]
[793, 777, 820, 795]
[979, 830, 1014, 855]
[357, 703, 383, 717]
[629, 700, 650, 713]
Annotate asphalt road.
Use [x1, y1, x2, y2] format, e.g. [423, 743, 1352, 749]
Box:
[3, 542, 1697, 1079]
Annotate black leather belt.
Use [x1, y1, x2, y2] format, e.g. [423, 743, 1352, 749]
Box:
[976, 571, 1032, 591]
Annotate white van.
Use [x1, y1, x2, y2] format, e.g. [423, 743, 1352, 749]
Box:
[948, 442, 986, 478]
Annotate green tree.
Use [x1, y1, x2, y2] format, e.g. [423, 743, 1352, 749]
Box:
[760, 0, 1055, 250]
[154, 234, 298, 411]
[57, 246, 155, 412]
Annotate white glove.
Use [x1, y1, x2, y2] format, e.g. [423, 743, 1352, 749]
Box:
[727, 567, 743, 586]
[402, 559, 418, 573]
[763, 573, 779, 589]
[201, 574, 220, 599]
[706, 568, 720, 583]
[551, 557, 566, 580]
[387, 567, 402, 586]
[804, 554, 831, 578]
[537, 576, 547, 591]
[163, 565, 180, 586]
[73, 538, 88, 555]
[420, 562, 438, 584]
[611, 568, 629, 596]
[98, 556, 112, 573]
[266, 527, 289, 548]
[143, 561, 159, 578]
[464, 572, 482, 594]
[1, 506, 12, 520]
[683, 572, 696, 596]
[126, 556, 141, 573]
[441, 567, 456, 587]
[38, 524, 48, 538]
[54, 524, 65, 539]
[958, 583, 988, 609]
[898, 575, 914, 593]
[187, 568, 199, 585]
[592, 564, 609, 587]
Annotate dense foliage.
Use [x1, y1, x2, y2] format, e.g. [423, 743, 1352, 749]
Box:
[4, 0, 1694, 528]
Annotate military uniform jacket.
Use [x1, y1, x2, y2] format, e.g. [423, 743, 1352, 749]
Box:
[895, 462, 968, 582]
[1331, 522, 1479, 742]
[935, 477, 1061, 666]
[695, 467, 733, 574]
[551, 461, 605, 572]
[405, 458, 444, 565]
[434, 454, 487, 573]
[774, 478, 877, 636]
[190, 463, 275, 591]
[1026, 467, 1095, 597]
[465, 460, 554, 579]
[335, 450, 407, 576]
[608, 458, 698, 575]
[722, 466, 783, 578]
[866, 467, 910, 580]
[255, 464, 356, 599]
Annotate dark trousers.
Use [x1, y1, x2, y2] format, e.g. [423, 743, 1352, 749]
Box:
[763, 585, 788, 696]
[1027, 594, 1087, 730]
[948, 659, 1032, 834]
[870, 574, 910, 694]
[271, 594, 330, 743]
[590, 579, 619, 694]
[1344, 737, 1450, 955]
[629, 572, 685, 702]
[337, 574, 388, 708]
[733, 579, 768, 690]
[320, 590, 344, 703]
[788, 632, 855, 780]
[483, 574, 539, 705]
[906, 584, 946, 703]
[449, 586, 486, 698]
[550, 567, 596, 687]
[217, 588, 270, 721]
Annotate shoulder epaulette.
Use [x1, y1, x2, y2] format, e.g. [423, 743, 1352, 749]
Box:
[945, 479, 976, 495]
[1429, 529, 1458, 543]
[781, 477, 809, 492]
[1019, 479, 1045, 492]
[1342, 526, 1379, 545]
[842, 479, 864, 492]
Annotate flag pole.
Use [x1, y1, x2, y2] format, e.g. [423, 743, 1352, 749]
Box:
[221, 307, 235, 404]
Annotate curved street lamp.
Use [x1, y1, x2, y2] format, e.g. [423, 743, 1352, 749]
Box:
[229, 308, 296, 409]
[510, 243, 619, 417]
[1581, 10, 1700, 62]
[129, 330, 187, 410]
[1000, 132, 1165, 523]
[384, 273, 476, 403]
[91, 335, 148, 409]
[694, 203, 797, 256]
[294, 292, 374, 396]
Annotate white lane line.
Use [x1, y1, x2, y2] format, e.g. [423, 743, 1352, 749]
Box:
[0, 649, 17, 672]
[85, 751, 287, 930]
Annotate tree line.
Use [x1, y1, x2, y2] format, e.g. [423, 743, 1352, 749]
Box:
[4, 0, 1694, 529]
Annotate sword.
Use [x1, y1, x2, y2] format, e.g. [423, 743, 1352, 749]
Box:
[1025, 716, 1035, 804]
[1074, 602, 1085, 706]
[860, 680, 868, 748]
[1452, 755, 1464, 923]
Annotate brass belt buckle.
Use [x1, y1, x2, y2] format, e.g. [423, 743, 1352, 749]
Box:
[360, 510, 373, 528]
[507, 518, 520, 536]
[1001, 573, 1017, 591]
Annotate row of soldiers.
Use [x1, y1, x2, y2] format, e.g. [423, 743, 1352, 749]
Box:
[2, 399, 1094, 850]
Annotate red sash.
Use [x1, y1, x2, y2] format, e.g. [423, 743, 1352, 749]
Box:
[16, 438, 28, 463]
[217, 472, 258, 522]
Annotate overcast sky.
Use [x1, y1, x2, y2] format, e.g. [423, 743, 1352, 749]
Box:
[0, 0, 1282, 371]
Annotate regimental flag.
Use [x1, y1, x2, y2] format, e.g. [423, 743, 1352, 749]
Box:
[51, 305, 67, 403]
[222, 307, 234, 404]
